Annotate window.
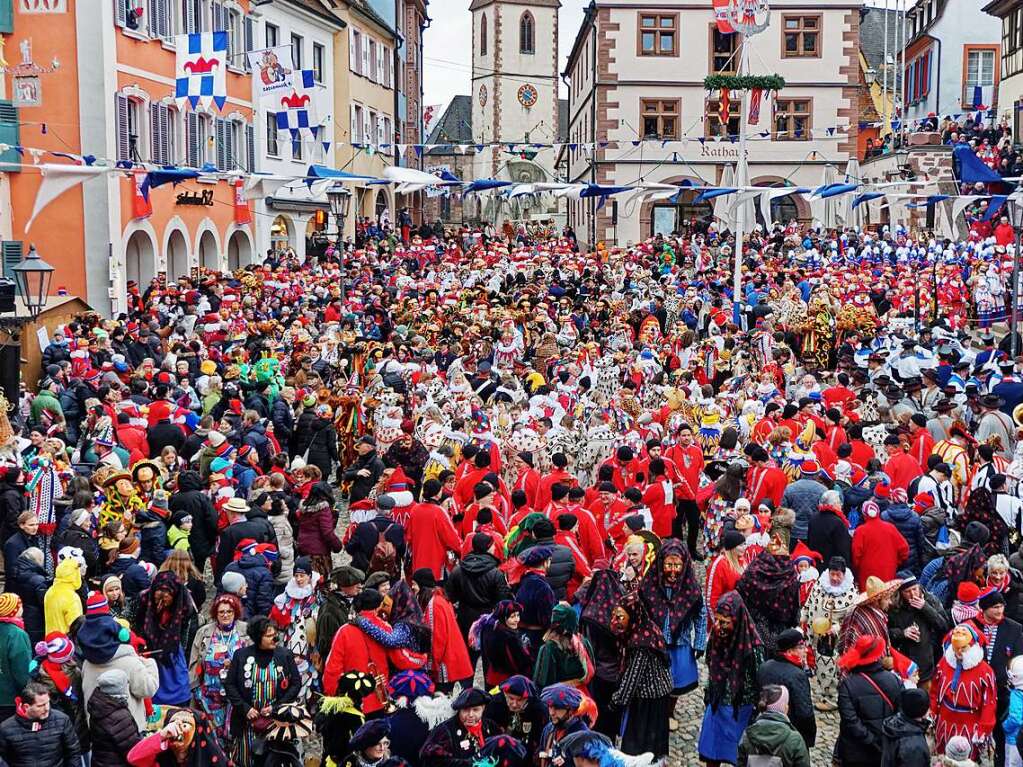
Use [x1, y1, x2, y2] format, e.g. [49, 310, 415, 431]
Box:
[149, 0, 171, 38]
[964, 48, 996, 106]
[352, 104, 363, 143]
[480, 14, 487, 56]
[291, 133, 303, 160]
[710, 26, 739, 73]
[186, 112, 211, 168]
[640, 99, 679, 139]
[182, 0, 203, 34]
[904, 51, 931, 104]
[638, 13, 677, 56]
[774, 98, 812, 140]
[266, 111, 279, 157]
[1006, 8, 1023, 78]
[382, 47, 391, 87]
[520, 11, 534, 54]
[369, 39, 378, 81]
[117, 97, 148, 162]
[783, 15, 820, 58]
[350, 29, 362, 75]
[150, 102, 171, 163]
[265, 22, 278, 48]
[706, 97, 740, 138]
[313, 42, 325, 82]
[291, 33, 303, 69]
[215, 117, 242, 170]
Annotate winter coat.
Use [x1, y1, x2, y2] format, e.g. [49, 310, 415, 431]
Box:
[0, 480, 24, 543]
[302, 418, 339, 481]
[3, 531, 38, 574]
[188, 619, 249, 688]
[345, 516, 406, 574]
[757, 656, 816, 747]
[33, 661, 88, 753]
[270, 398, 294, 450]
[836, 662, 902, 765]
[0, 709, 80, 767]
[340, 450, 386, 503]
[445, 552, 513, 636]
[879, 713, 930, 767]
[881, 503, 927, 575]
[223, 645, 301, 736]
[385, 706, 431, 767]
[315, 592, 355, 660]
[268, 511, 295, 585]
[296, 501, 343, 557]
[525, 538, 574, 600]
[107, 557, 151, 601]
[888, 590, 949, 681]
[0, 622, 31, 707]
[82, 645, 160, 730]
[53, 524, 100, 579]
[423, 591, 474, 683]
[806, 507, 852, 568]
[214, 512, 277, 580]
[224, 554, 275, 618]
[168, 471, 218, 562]
[9, 554, 49, 643]
[44, 559, 83, 635]
[782, 479, 827, 540]
[146, 420, 184, 457]
[851, 516, 909, 590]
[479, 621, 533, 686]
[737, 711, 811, 767]
[87, 689, 142, 767]
[405, 501, 462, 579]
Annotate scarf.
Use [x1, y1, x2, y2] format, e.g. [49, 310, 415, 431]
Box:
[819, 504, 850, 528]
[705, 591, 762, 712]
[637, 539, 703, 638]
[0, 616, 25, 629]
[736, 550, 800, 622]
[943, 545, 987, 598]
[578, 568, 624, 634]
[139, 571, 192, 660]
[466, 721, 485, 747]
[41, 660, 72, 696]
[958, 488, 1008, 556]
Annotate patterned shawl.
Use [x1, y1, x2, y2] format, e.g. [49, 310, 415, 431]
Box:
[705, 591, 763, 712]
[578, 568, 624, 634]
[958, 488, 1008, 556]
[736, 549, 800, 625]
[638, 538, 703, 638]
[137, 571, 193, 660]
[943, 544, 988, 600]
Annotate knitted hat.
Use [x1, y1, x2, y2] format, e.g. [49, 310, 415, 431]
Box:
[221, 571, 247, 595]
[411, 568, 436, 590]
[722, 530, 745, 551]
[0, 593, 21, 618]
[86, 590, 109, 615]
[945, 736, 972, 761]
[35, 632, 75, 664]
[900, 687, 930, 720]
[76, 615, 131, 664]
[912, 492, 934, 515]
[952, 582, 982, 624]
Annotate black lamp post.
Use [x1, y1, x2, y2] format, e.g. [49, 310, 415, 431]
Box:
[12, 245, 54, 320]
[1010, 194, 1023, 358]
[326, 184, 352, 298]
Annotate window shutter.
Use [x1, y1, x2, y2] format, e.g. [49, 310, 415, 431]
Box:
[244, 16, 254, 71]
[1, 241, 22, 280]
[350, 31, 358, 74]
[0, 0, 12, 35]
[350, 105, 358, 143]
[115, 0, 127, 27]
[246, 123, 255, 171]
[0, 101, 19, 171]
[183, 0, 195, 34]
[364, 111, 372, 146]
[187, 112, 199, 167]
[116, 95, 130, 161]
[376, 45, 384, 85]
[215, 118, 226, 170]
[377, 116, 385, 146]
[362, 38, 370, 77]
[150, 102, 161, 162]
[161, 106, 171, 163]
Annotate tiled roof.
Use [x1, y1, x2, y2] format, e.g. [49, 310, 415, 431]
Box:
[860, 6, 905, 90]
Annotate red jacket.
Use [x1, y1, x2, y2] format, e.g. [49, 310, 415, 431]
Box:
[406, 501, 462, 578]
[424, 592, 474, 683]
[535, 469, 577, 511]
[554, 530, 593, 599]
[884, 451, 923, 492]
[323, 611, 427, 712]
[116, 424, 150, 464]
[910, 427, 935, 467]
[746, 465, 788, 509]
[513, 467, 542, 509]
[664, 443, 703, 500]
[705, 553, 742, 620]
[642, 478, 677, 538]
[851, 516, 910, 590]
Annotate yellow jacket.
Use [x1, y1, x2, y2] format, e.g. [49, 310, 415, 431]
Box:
[44, 558, 83, 635]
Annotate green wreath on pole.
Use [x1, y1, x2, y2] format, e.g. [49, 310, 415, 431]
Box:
[703, 74, 786, 92]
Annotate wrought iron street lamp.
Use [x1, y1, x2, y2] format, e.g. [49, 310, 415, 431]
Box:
[12, 244, 54, 320]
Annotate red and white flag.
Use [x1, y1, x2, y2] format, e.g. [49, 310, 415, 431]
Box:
[712, 0, 736, 33]
[132, 170, 152, 220]
[233, 178, 251, 225]
[748, 88, 764, 125]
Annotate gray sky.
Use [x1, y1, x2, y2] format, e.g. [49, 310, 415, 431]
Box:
[423, 0, 590, 112]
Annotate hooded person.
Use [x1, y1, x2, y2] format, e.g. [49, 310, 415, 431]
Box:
[132, 570, 196, 707]
[484, 676, 550, 762]
[880, 687, 931, 767]
[88, 668, 143, 767]
[575, 567, 626, 739]
[446, 532, 514, 644]
[851, 500, 910, 589]
[834, 635, 904, 767]
[420, 687, 499, 767]
[532, 602, 595, 691]
[501, 546, 557, 651]
[473, 599, 533, 687]
[268, 557, 323, 707]
[736, 510, 801, 656]
[800, 555, 858, 711]
[78, 613, 160, 731]
[43, 557, 83, 635]
[737, 685, 811, 767]
[930, 623, 998, 759]
[697, 591, 764, 766]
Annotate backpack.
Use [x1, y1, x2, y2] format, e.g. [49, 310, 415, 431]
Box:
[368, 523, 399, 579]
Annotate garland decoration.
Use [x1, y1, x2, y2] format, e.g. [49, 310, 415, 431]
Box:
[704, 74, 786, 92]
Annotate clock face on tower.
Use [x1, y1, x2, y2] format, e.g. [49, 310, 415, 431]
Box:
[479, 84, 488, 106]
[517, 83, 538, 108]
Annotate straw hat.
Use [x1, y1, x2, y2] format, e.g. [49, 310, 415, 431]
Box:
[854, 575, 902, 607]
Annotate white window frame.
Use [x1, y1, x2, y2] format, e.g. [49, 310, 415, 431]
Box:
[266, 111, 280, 157]
[313, 42, 325, 83]
[967, 49, 996, 88]
[265, 21, 279, 48]
[224, 4, 244, 72]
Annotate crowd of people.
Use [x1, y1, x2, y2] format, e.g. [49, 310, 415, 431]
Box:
[3, 217, 1023, 767]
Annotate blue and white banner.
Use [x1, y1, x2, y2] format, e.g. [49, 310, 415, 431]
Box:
[248, 46, 295, 106]
[175, 31, 228, 111]
[274, 70, 327, 139]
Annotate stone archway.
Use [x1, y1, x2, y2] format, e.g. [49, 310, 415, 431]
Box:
[637, 176, 708, 236]
[227, 229, 252, 271]
[166, 229, 190, 280]
[124, 229, 156, 289]
[271, 215, 295, 251]
[198, 230, 219, 271]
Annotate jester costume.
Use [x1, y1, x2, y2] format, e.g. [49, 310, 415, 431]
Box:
[26, 454, 62, 576]
[269, 572, 323, 706]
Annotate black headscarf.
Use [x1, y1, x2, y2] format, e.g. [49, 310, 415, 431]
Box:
[705, 591, 762, 712]
[637, 538, 703, 638]
[136, 571, 193, 660]
[578, 568, 624, 634]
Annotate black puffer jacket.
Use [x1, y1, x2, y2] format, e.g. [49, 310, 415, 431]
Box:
[525, 538, 575, 600]
[836, 662, 902, 765]
[303, 418, 339, 482]
[87, 689, 142, 767]
[0, 478, 24, 544]
[168, 471, 218, 562]
[340, 450, 386, 503]
[757, 656, 816, 748]
[445, 553, 513, 635]
[54, 524, 100, 579]
[0, 709, 80, 767]
[880, 713, 930, 767]
[9, 553, 49, 643]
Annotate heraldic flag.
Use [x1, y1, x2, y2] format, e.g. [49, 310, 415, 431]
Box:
[175, 31, 228, 111]
[275, 70, 323, 139]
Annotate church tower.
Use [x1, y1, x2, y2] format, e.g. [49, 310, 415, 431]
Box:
[469, 0, 559, 196]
